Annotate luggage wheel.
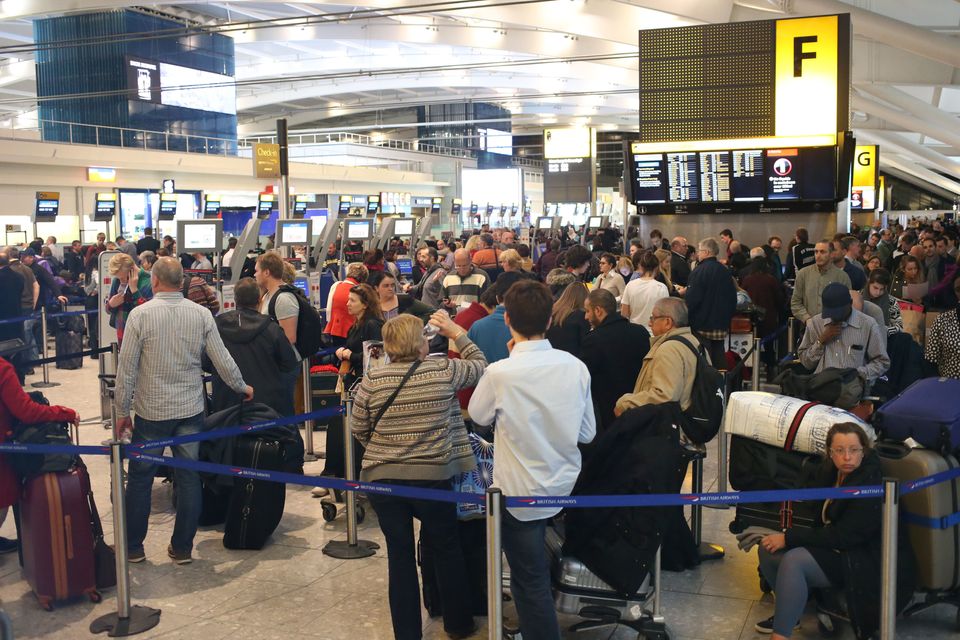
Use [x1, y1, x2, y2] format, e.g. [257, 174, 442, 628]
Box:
[89, 590, 102, 604]
[36, 596, 53, 612]
[321, 502, 337, 522]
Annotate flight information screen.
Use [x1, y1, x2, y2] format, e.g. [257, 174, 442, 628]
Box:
[731, 150, 765, 201]
[667, 153, 700, 202]
[633, 154, 666, 203]
[699, 151, 731, 202]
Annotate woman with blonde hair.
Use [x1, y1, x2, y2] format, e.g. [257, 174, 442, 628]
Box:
[464, 234, 482, 258]
[655, 248, 674, 291]
[545, 281, 590, 357]
[106, 252, 153, 343]
[352, 311, 486, 640]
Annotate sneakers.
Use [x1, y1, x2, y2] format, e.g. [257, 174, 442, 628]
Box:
[754, 616, 800, 634]
[0, 537, 18, 555]
[311, 486, 330, 498]
[166, 544, 192, 565]
[127, 549, 146, 563]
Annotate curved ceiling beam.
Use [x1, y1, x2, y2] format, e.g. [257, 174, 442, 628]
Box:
[855, 129, 960, 178]
[850, 92, 960, 151]
[880, 154, 960, 198]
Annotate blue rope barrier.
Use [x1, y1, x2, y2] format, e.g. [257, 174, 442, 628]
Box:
[759, 323, 788, 347]
[0, 313, 40, 325]
[0, 442, 110, 456]
[47, 309, 99, 319]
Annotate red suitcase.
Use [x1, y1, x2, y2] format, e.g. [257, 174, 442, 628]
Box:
[19, 466, 101, 610]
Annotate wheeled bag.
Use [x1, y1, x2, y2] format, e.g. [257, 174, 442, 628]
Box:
[419, 518, 487, 618]
[875, 377, 960, 454]
[54, 314, 84, 370]
[876, 441, 960, 592]
[19, 465, 101, 610]
[222, 436, 286, 550]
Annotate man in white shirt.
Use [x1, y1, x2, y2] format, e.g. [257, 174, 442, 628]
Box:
[469, 280, 596, 640]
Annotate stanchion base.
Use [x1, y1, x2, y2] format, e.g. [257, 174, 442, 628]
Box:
[90, 606, 162, 637]
[322, 539, 379, 559]
[303, 453, 318, 462]
[31, 381, 60, 388]
[698, 541, 725, 561]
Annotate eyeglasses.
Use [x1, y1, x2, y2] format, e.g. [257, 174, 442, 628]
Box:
[649, 314, 668, 322]
[829, 447, 864, 457]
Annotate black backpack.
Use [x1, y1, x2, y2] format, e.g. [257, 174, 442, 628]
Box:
[665, 336, 725, 444]
[10, 391, 76, 478]
[267, 284, 322, 359]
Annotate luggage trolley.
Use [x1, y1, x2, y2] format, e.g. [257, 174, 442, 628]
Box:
[502, 521, 669, 639]
[319, 371, 367, 525]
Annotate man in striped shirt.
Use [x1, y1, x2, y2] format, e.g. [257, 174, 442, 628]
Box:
[441, 248, 490, 311]
[115, 257, 252, 565]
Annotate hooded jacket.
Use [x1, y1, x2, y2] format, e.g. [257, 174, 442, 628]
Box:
[205, 308, 299, 415]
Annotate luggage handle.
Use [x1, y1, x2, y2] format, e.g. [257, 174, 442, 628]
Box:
[874, 440, 910, 460]
[64, 515, 74, 560]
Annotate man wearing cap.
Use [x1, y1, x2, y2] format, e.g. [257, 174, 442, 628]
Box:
[797, 282, 890, 386]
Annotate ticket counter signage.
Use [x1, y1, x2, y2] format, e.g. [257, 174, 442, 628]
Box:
[94, 192, 117, 222]
[34, 191, 60, 222]
[253, 142, 281, 179]
[257, 193, 276, 219]
[851, 145, 878, 211]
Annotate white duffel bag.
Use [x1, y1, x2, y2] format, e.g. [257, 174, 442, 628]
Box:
[724, 391, 875, 455]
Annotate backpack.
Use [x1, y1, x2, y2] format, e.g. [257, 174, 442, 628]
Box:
[268, 283, 322, 359]
[664, 336, 725, 444]
[10, 391, 76, 478]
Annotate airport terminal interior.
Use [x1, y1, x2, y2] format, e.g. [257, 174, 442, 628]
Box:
[1, 0, 960, 639]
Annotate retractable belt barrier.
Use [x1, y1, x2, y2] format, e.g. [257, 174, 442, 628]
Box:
[22, 345, 112, 367]
[0, 312, 40, 325]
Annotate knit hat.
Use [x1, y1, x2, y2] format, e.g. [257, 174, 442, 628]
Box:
[545, 268, 576, 289]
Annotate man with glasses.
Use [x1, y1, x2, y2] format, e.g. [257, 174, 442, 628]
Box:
[790, 240, 852, 325]
[682, 238, 737, 369]
[797, 283, 889, 391]
[614, 298, 702, 418]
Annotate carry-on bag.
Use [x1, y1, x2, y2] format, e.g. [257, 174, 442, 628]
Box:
[875, 377, 960, 454]
[876, 441, 960, 591]
[419, 518, 487, 618]
[54, 315, 83, 370]
[222, 436, 286, 550]
[19, 465, 101, 610]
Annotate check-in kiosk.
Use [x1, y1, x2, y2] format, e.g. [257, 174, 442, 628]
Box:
[227, 202, 273, 285]
[178, 219, 224, 306]
[375, 216, 416, 251]
[587, 215, 610, 230]
[203, 195, 222, 219]
[276, 219, 314, 300]
[411, 215, 432, 250]
[156, 193, 178, 240]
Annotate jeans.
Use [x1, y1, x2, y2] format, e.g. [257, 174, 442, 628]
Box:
[502, 511, 560, 640]
[125, 413, 203, 555]
[368, 480, 473, 640]
[22, 317, 39, 362]
[758, 546, 833, 637]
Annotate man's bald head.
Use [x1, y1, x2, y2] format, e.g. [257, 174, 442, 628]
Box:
[453, 248, 472, 277]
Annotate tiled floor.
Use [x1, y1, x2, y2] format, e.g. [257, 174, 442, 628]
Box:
[1, 362, 958, 639]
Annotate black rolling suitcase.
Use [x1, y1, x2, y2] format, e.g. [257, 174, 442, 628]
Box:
[54, 315, 83, 370]
[222, 437, 286, 550]
[419, 518, 487, 618]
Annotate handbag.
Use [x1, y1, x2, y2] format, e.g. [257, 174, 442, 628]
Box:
[78, 459, 116, 590]
[452, 431, 494, 520]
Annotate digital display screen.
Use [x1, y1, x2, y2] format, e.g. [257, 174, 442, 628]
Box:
[127, 57, 236, 115]
[338, 198, 352, 215]
[393, 219, 415, 236]
[204, 199, 221, 218]
[732, 150, 765, 201]
[699, 151, 731, 202]
[279, 221, 309, 244]
[588, 216, 602, 229]
[159, 196, 178, 216]
[633, 153, 666, 204]
[486, 204, 494, 217]
[347, 220, 372, 240]
[293, 277, 309, 298]
[396, 258, 413, 276]
[36, 199, 59, 217]
[537, 217, 555, 230]
[294, 200, 308, 214]
[766, 148, 801, 200]
[667, 153, 700, 202]
[257, 196, 275, 217]
[470, 204, 478, 215]
[94, 194, 116, 219]
[366, 197, 380, 215]
[801, 145, 836, 201]
[544, 156, 592, 203]
[451, 202, 462, 215]
[431, 198, 442, 213]
[184, 223, 217, 250]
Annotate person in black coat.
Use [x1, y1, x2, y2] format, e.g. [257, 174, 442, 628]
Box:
[204, 278, 299, 416]
[669, 237, 691, 287]
[682, 238, 737, 368]
[545, 281, 590, 358]
[754, 422, 915, 639]
[580, 289, 649, 432]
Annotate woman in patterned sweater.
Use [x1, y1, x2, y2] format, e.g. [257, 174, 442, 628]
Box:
[351, 311, 487, 640]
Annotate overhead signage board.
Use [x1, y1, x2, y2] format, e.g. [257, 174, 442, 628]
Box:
[87, 167, 116, 183]
[851, 144, 878, 211]
[254, 143, 281, 179]
[544, 127, 596, 204]
[544, 127, 592, 160]
[636, 14, 849, 152]
[126, 56, 236, 115]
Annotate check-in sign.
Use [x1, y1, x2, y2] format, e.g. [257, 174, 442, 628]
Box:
[253, 143, 281, 178]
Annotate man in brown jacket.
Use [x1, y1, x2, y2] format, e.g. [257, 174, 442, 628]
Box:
[614, 297, 704, 416]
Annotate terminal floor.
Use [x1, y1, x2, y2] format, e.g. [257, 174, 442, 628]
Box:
[1, 365, 958, 640]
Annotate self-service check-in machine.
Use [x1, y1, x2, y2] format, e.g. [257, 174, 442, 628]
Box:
[274, 218, 314, 307]
[411, 215, 432, 250]
[374, 216, 416, 251]
[587, 215, 610, 230]
[309, 211, 340, 308]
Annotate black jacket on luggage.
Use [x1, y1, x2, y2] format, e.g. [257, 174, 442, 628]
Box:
[564, 403, 694, 595]
[685, 257, 737, 334]
[578, 314, 649, 433]
[784, 451, 916, 640]
[205, 308, 299, 416]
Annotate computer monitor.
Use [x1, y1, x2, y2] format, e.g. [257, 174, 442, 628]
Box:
[393, 218, 415, 237]
[203, 196, 221, 219]
[346, 219, 373, 241]
[257, 194, 275, 219]
[587, 216, 602, 229]
[293, 276, 309, 298]
[177, 219, 223, 254]
[158, 195, 178, 221]
[34, 193, 59, 222]
[93, 193, 116, 222]
[275, 219, 312, 247]
[395, 258, 413, 276]
[537, 216, 555, 230]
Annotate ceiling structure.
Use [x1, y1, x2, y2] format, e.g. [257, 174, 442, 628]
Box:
[0, 0, 957, 197]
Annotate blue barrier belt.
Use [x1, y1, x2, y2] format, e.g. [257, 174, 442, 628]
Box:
[0, 442, 110, 456]
[902, 509, 960, 530]
[901, 466, 960, 495]
[0, 313, 40, 325]
[124, 450, 485, 505]
[128, 405, 345, 450]
[314, 346, 338, 358]
[22, 345, 112, 367]
[760, 323, 788, 347]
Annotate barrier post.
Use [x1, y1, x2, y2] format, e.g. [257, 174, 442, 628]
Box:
[321, 395, 379, 559]
[880, 478, 899, 640]
[751, 336, 761, 391]
[716, 414, 728, 495]
[485, 488, 503, 640]
[786, 317, 796, 355]
[691, 454, 724, 561]
[90, 403, 161, 636]
[301, 360, 317, 462]
[31, 307, 59, 389]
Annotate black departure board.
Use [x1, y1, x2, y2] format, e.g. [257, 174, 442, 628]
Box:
[544, 156, 593, 203]
[638, 21, 775, 143]
[633, 154, 666, 203]
[766, 149, 800, 200]
[699, 152, 730, 202]
[732, 150, 765, 201]
[667, 153, 699, 202]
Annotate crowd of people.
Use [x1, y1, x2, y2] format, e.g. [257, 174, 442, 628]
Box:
[1, 214, 959, 640]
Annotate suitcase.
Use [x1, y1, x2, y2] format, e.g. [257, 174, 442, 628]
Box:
[19, 466, 101, 610]
[222, 437, 286, 550]
[732, 500, 819, 534]
[876, 441, 960, 591]
[54, 315, 83, 370]
[419, 518, 487, 618]
[875, 377, 960, 454]
[311, 372, 342, 431]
